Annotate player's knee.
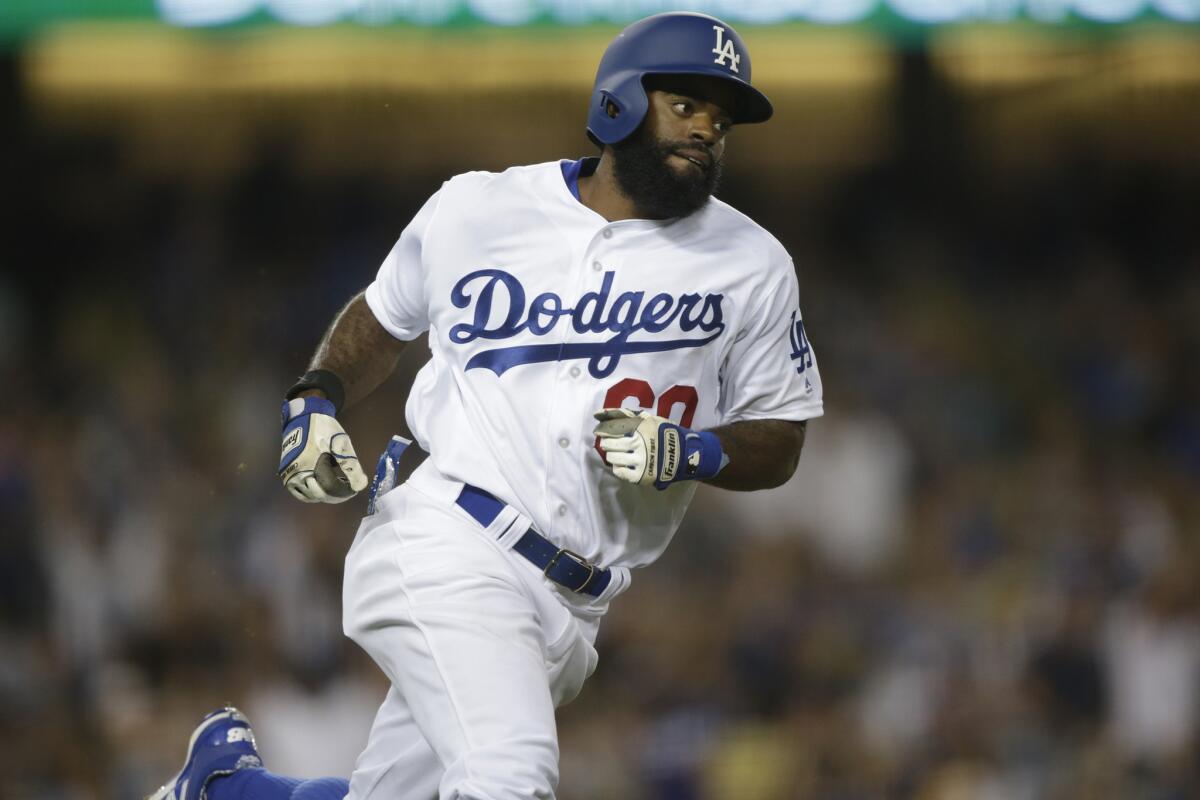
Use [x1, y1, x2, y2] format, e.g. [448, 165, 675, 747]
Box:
[439, 735, 559, 800]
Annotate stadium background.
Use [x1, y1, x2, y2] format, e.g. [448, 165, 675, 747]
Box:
[2, 2, 1199, 798]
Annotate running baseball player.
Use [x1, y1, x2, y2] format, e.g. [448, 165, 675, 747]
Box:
[151, 11, 822, 800]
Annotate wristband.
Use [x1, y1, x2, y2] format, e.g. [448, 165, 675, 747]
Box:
[285, 369, 346, 415]
[683, 429, 728, 481]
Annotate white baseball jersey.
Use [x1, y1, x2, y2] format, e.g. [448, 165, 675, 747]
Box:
[364, 158, 823, 575]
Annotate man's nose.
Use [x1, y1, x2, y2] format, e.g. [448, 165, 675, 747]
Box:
[689, 115, 718, 143]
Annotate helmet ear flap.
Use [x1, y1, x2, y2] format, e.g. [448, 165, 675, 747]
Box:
[587, 73, 649, 146]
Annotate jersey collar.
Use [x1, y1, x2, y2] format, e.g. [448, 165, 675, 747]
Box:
[559, 157, 600, 203]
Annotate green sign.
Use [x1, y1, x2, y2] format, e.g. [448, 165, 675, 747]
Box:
[2, 0, 1197, 40]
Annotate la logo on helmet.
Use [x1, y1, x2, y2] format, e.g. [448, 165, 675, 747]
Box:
[711, 25, 741, 73]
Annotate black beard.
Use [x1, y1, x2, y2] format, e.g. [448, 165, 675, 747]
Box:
[611, 130, 722, 219]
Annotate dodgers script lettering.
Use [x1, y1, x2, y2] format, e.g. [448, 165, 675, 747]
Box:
[449, 269, 726, 378]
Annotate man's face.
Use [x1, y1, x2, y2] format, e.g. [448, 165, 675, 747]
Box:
[611, 74, 738, 219]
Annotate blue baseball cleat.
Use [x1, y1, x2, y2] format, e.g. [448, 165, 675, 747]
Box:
[147, 707, 263, 800]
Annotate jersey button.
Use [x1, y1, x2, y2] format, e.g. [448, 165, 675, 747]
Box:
[557, 504, 568, 516]
[602, 229, 613, 239]
[592, 260, 603, 272]
[558, 437, 570, 448]
[569, 366, 581, 378]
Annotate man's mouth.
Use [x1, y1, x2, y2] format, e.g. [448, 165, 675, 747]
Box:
[670, 148, 711, 170]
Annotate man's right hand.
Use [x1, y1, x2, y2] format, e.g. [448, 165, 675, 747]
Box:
[279, 397, 368, 503]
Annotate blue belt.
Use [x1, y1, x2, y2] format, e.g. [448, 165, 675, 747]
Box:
[455, 484, 612, 598]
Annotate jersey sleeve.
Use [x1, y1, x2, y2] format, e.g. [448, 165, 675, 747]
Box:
[364, 188, 443, 341]
[718, 256, 824, 425]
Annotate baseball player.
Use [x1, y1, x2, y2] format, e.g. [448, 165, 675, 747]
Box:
[150, 11, 822, 800]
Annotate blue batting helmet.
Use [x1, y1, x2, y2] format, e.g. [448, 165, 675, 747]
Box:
[586, 12, 774, 147]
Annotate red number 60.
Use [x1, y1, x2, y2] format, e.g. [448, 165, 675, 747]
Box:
[594, 378, 699, 462]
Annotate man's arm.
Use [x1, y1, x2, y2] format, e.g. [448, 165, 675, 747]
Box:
[594, 410, 807, 492]
[704, 419, 806, 491]
[279, 291, 408, 503]
[299, 291, 408, 409]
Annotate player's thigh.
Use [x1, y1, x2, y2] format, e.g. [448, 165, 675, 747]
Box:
[344, 486, 560, 799]
[348, 685, 441, 800]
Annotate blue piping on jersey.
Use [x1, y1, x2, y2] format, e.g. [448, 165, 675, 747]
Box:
[560, 158, 599, 202]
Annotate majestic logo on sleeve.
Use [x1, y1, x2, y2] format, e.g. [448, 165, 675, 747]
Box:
[449, 269, 725, 378]
[711, 26, 741, 73]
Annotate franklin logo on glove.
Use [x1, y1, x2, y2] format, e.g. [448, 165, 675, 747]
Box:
[281, 427, 303, 458]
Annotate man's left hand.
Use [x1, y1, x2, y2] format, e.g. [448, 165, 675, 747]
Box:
[592, 408, 728, 490]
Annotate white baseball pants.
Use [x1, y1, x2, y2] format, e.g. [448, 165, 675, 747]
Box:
[342, 475, 601, 800]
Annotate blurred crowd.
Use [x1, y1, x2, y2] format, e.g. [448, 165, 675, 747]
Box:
[2, 54, 1199, 800]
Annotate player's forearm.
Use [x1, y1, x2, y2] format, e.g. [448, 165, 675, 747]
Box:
[304, 291, 408, 410]
[704, 419, 806, 491]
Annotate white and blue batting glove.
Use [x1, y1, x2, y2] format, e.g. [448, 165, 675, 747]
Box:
[593, 407, 729, 491]
[279, 397, 368, 503]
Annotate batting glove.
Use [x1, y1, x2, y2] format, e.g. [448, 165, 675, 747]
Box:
[593, 408, 728, 491]
[279, 397, 368, 503]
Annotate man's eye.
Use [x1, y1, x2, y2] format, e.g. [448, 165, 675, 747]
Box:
[673, 102, 690, 114]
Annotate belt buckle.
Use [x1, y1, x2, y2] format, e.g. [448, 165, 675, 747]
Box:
[544, 548, 596, 593]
